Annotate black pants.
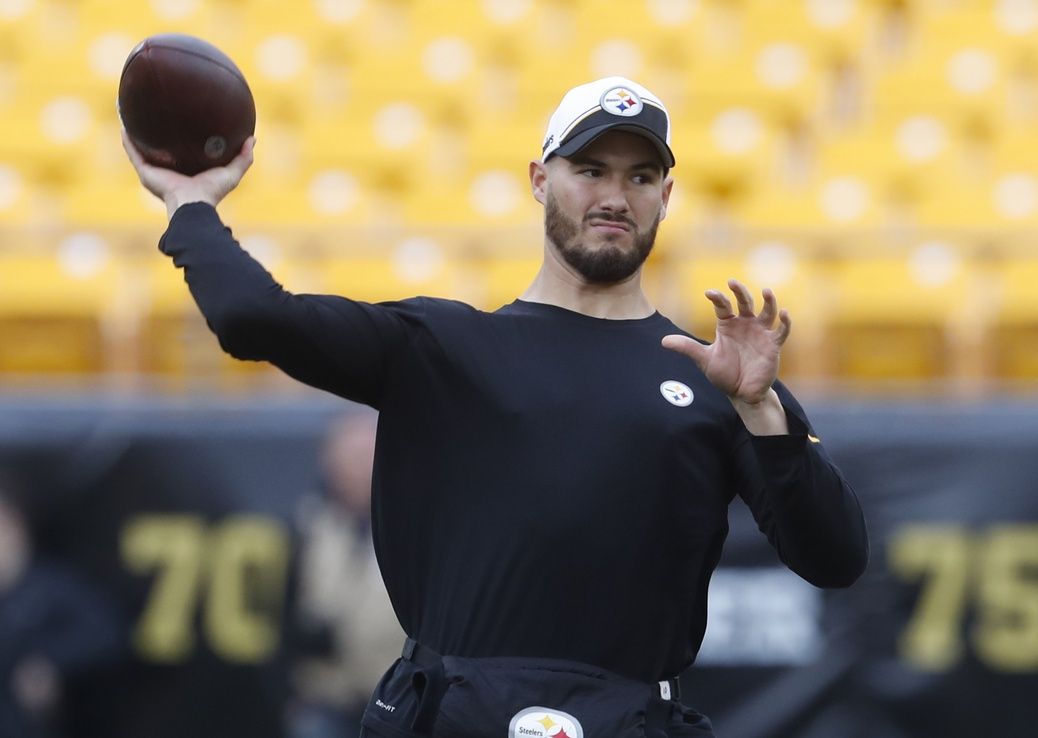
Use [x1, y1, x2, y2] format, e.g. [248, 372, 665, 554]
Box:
[359, 641, 714, 738]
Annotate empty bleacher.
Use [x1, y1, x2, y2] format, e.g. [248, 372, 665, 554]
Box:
[0, 0, 1036, 388]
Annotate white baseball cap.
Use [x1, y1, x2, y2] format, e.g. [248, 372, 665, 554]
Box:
[541, 76, 675, 168]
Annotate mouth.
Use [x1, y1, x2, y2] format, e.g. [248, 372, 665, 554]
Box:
[587, 219, 631, 233]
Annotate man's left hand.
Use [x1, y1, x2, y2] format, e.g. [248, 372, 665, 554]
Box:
[662, 280, 791, 434]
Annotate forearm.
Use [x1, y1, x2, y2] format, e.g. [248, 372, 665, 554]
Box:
[159, 202, 285, 358]
[735, 386, 869, 588]
[750, 435, 869, 587]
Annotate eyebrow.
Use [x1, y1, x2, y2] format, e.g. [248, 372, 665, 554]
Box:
[568, 156, 663, 174]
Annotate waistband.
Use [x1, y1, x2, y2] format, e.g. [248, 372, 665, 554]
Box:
[401, 637, 682, 702]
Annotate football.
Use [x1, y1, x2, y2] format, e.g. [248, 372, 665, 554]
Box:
[118, 33, 256, 176]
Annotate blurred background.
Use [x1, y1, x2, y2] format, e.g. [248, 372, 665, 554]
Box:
[0, 0, 1036, 736]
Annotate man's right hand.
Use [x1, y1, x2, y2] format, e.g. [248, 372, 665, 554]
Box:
[122, 129, 255, 219]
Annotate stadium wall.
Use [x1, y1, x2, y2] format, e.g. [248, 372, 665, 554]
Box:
[0, 393, 1034, 738]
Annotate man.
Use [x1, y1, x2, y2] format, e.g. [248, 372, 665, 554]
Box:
[291, 411, 404, 737]
[124, 76, 868, 737]
[0, 471, 124, 738]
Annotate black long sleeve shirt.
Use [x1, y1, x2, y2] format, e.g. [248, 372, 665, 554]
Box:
[160, 203, 868, 683]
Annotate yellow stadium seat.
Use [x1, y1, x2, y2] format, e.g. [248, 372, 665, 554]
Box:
[228, 174, 382, 228]
[989, 258, 1038, 380]
[299, 107, 434, 194]
[673, 250, 822, 377]
[742, 0, 872, 63]
[867, 6, 1011, 129]
[0, 98, 97, 185]
[822, 253, 970, 380]
[80, 0, 187, 38]
[817, 124, 958, 203]
[0, 251, 120, 374]
[479, 255, 542, 312]
[61, 181, 168, 230]
[0, 313, 106, 375]
[674, 117, 778, 200]
[685, 40, 824, 126]
[319, 249, 461, 305]
[4, 0, 1033, 386]
[0, 163, 44, 228]
[912, 180, 1003, 231]
[464, 119, 541, 173]
[736, 172, 887, 235]
[400, 172, 539, 230]
[989, 128, 1038, 173]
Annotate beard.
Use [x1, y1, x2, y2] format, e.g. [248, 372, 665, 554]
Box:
[544, 192, 660, 284]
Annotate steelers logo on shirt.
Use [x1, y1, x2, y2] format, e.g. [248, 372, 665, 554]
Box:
[660, 380, 694, 407]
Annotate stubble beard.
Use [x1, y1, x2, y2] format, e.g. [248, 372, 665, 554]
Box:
[544, 192, 660, 285]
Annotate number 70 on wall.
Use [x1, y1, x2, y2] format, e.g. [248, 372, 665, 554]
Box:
[121, 514, 290, 665]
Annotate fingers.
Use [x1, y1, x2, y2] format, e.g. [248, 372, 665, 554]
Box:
[226, 136, 256, 178]
[758, 287, 777, 327]
[775, 309, 792, 345]
[662, 334, 708, 368]
[704, 289, 735, 320]
[707, 280, 790, 341]
[121, 128, 147, 171]
[728, 279, 756, 317]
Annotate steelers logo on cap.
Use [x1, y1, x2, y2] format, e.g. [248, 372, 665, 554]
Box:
[600, 86, 643, 117]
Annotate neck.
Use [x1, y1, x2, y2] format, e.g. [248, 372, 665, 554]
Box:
[520, 240, 655, 319]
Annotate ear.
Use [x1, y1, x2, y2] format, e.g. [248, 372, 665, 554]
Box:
[529, 160, 548, 205]
[659, 175, 674, 221]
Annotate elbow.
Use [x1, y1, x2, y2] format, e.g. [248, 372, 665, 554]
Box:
[808, 562, 866, 589]
[802, 536, 870, 589]
[208, 302, 273, 360]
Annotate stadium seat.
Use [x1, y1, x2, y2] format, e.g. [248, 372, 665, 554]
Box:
[988, 258, 1038, 380]
[675, 115, 778, 201]
[0, 0, 1032, 386]
[0, 250, 119, 374]
[822, 252, 969, 380]
[674, 249, 822, 377]
[479, 254, 542, 312]
[319, 248, 461, 305]
[912, 180, 1003, 231]
[0, 97, 97, 185]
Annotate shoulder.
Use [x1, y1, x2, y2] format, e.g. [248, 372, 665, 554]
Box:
[375, 296, 483, 321]
[369, 297, 491, 346]
[653, 311, 710, 345]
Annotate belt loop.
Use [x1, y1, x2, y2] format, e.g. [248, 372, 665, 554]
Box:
[398, 639, 447, 734]
[647, 675, 680, 737]
[663, 677, 681, 701]
[402, 637, 418, 661]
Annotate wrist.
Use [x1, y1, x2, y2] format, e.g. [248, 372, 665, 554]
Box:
[730, 389, 788, 436]
[164, 190, 216, 219]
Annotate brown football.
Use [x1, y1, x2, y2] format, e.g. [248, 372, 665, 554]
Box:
[118, 33, 256, 176]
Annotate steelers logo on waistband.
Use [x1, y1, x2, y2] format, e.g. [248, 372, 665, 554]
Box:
[509, 707, 584, 738]
[600, 86, 643, 117]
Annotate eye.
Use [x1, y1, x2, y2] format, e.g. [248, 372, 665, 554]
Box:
[580, 168, 602, 178]
[633, 173, 657, 185]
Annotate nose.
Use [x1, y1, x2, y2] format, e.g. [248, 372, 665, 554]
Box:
[594, 180, 630, 216]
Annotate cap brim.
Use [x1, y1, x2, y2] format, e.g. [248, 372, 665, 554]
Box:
[552, 122, 675, 168]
